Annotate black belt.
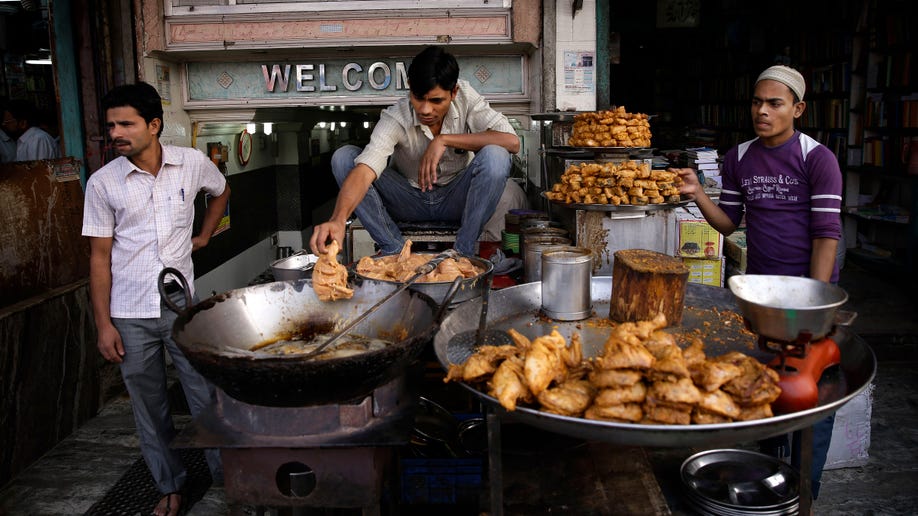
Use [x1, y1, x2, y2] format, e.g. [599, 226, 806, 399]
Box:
[163, 281, 181, 295]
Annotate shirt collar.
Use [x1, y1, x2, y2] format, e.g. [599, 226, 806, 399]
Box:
[118, 142, 183, 180]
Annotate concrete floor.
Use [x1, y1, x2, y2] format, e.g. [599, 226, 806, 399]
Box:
[1, 260, 916, 515]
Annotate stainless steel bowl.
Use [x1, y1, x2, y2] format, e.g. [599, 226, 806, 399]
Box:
[728, 274, 849, 342]
[270, 252, 318, 281]
[681, 448, 799, 513]
[355, 254, 494, 307]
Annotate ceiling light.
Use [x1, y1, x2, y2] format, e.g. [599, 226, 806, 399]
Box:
[318, 122, 327, 129]
[339, 122, 346, 128]
[363, 121, 370, 129]
[262, 122, 273, 135]
[25, 52, 52, 65]
[246, 122, 257, 134]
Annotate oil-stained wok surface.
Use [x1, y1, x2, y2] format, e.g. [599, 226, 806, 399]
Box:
[433, 277, 875, 447]
[171, 278, 439, 406]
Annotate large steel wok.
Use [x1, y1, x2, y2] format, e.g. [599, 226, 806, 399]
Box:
[163, 270, 453, 407]
[433, 277, 875, 448]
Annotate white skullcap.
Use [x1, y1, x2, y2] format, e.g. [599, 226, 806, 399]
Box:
[756, 65, 806, 101]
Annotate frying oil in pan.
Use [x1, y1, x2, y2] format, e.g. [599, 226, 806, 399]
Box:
[261, 335, 390, 359]
[251, 321, 392, 360]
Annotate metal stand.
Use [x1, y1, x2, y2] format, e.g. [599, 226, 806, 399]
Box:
[798, 426, 814, 516]
[485, 408, 818, 515]
[486, 409, 504, 516]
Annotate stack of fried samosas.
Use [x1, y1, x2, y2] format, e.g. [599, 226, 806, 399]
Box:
[445, 313, 782, 425]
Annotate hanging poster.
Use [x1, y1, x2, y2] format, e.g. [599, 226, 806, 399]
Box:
[156, 64, 172, 105]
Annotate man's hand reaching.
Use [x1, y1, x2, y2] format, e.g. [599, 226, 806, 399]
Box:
[675, 168, 703, 198]
[310, 220, 347, 255]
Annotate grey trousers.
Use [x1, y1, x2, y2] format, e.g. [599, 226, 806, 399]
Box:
[112, 292, 222, 494]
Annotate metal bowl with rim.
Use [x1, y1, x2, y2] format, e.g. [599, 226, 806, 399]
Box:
[681, 448, 799, 514]
[354, 253, 494, 308]
[728, 274, 850, 342]
[270, 252, 318, 281]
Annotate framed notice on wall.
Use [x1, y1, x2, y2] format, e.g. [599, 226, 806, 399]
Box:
[563, 51, 594, 94]
[156, 64, 172, 105]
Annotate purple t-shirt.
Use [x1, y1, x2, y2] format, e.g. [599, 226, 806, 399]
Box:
[719, 131, 843, 282]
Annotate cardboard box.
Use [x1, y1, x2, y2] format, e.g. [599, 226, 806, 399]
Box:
[682, 257, 725, 287]
[676, 215, 724, 259]
[723, 230, 748, 272]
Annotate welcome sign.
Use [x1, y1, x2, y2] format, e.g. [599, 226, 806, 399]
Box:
[185, 55, 527, 104]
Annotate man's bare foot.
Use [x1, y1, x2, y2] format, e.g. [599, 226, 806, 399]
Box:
[152, 492, 182, 516]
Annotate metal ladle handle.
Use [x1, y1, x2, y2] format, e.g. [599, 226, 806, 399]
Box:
[158, 267, 194, 314]
[298, 249, 460, 361]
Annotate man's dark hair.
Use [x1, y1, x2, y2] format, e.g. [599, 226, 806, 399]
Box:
[407, 46, 460, 98]
[5, 99, 39, 127]
[102, 82, 165, 137]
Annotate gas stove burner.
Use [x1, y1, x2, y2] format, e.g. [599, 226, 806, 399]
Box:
[757, 332, 814, 367]
[739, 318, 845, 414]
[764, 337, 842, 415]
[174, 376, 416, 510]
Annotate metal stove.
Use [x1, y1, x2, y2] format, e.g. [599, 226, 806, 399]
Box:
[752, 327, 842, 416]
[174, 376, 415, 515]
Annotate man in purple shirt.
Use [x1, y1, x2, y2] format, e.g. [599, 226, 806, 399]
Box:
[677, 65, 843, 505]
[678, 65, 842, 282]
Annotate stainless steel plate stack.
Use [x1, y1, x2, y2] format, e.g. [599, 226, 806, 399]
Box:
[681, 449, 800, 516]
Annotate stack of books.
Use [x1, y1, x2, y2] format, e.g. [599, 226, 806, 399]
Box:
[687, 147, 722, 188]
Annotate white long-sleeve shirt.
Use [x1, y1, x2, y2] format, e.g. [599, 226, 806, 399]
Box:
[15, 126, 60, 161]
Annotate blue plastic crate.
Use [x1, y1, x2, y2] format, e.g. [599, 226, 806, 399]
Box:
[400, 457, 483, 505]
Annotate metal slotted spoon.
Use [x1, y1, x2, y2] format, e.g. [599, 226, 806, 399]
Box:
[286, 249, 461, 360]
[448, 274, 514, 349]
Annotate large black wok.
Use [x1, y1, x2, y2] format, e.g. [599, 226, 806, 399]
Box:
[160, 269, 455, 407]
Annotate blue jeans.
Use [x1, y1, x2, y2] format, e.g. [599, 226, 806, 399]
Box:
[112, 291, 222, 495]
[331, 144, 511, 255]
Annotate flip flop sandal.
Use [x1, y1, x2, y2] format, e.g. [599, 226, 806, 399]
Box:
[153, 492, 185, 516]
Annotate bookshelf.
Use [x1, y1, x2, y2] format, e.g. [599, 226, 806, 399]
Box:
[843, 0, 917, 284]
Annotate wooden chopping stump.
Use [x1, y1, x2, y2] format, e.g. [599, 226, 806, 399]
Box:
[610, 249, 689, 325]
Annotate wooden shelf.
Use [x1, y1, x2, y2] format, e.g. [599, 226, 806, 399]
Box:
[846, 166, 915, 179]
[842, 206, 910, 225]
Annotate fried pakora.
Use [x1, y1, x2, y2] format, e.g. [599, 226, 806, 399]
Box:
[312, 240, 353, 301]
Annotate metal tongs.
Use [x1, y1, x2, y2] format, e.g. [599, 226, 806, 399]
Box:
[297, 249, 461, 361]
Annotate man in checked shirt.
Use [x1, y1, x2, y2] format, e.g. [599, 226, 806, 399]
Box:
[82, 82, 229, 516]
[310, 45, 521, 257]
